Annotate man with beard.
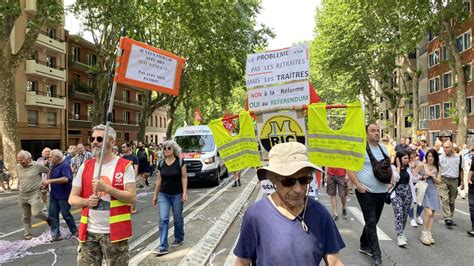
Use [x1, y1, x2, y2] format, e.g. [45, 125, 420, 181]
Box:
[234, 142, 345, 266]
[69, 125, 136, 265]
[37, 147, 52, 212]
[135, 141, 152, 188]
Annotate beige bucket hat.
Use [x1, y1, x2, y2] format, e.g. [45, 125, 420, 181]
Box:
[257, 142, 323, 181]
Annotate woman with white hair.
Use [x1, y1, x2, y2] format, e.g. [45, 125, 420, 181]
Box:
[152, 140, 188, 255]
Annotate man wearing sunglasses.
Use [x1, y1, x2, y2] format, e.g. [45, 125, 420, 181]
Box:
[69, 125, 136, 265]
[234, 142, 345, 266]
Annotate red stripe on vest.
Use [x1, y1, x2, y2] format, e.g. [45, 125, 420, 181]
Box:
[78, 158, 133, 242]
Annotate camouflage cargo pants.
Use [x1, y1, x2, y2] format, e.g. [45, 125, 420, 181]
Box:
[77, 232, 129, 266]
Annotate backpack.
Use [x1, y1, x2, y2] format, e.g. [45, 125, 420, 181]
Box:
[158, 157, 184, 174]
[366, 144, 393, 184]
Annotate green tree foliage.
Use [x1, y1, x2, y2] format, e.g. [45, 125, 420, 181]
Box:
[429, 0, 471, 145]
[0, 0, 63, 175]
[71, 0, 272, 140]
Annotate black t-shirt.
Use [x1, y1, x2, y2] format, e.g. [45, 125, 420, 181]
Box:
[137, 149, 149, 163]
[122, 154, 139, 166]
[159, 157, 183, 195]
[398, 168, 410, 184]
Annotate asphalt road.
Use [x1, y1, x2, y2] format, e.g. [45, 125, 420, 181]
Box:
[1, 172, 473, 265]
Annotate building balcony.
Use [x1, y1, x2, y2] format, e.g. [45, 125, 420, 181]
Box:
[26, 28, 66, 54]
[36, 31, 66, 54]
[25, 90, 66, 109]
[419, 94, 428, 104]
[24, 0, 37, 14]
[25, 59, 66, 82]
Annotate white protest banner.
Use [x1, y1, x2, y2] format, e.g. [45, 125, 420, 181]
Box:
[247, 81, 310, 111]
[246, 44, 309, 88]
[116, 37, 186, 96]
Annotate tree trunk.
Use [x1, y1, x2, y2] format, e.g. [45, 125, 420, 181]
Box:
[166, 98, 179, 139]
[410, 75, 420, 141]
[91, 77, 109, 126]
[138, 91, 152, 142]
[441, 20, 468, 145]
[0, 67, 21, 178]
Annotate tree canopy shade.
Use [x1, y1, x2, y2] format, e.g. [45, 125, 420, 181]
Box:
[70, 0, 273, 139]
[0, 0, 63, 175]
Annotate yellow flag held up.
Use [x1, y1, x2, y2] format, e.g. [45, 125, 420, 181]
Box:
[307, 102, 366, 171]
[209, 111, 262, 172]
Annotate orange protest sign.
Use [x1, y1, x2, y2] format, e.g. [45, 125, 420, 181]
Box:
[115, 37, 186, 96]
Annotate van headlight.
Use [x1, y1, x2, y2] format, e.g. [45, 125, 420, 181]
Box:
[204, 156, 215, 164]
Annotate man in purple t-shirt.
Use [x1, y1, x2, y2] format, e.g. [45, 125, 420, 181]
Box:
[42, 149, 77, 241]
[234, 142, 345, 266]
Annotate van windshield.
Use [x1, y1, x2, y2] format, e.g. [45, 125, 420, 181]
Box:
[175, 135, 215, 152]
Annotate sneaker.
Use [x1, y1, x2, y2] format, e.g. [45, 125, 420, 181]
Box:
[372, 257, 382, 266]
[42, 206, 48, 212]
[420, 231, 430, 246]
[333, 215, 339, 221]
[416, 216, 424, 225]
[445, 219, 453, 226]
[24, 234, 33, 240]
[467, 229, 474, 237]
[170, 239, 184, 247]
[51, 235, 62, 242]
[401, 233, 407, 243]
[397, 235, 407, 247]
[427, 231, 435, 244]
[152, 247, 169, 256]
[231, 181, 238, 187]
[358, 247, 373, 257]
[410, 219, 418, 227]
[342, 208, 348, 219]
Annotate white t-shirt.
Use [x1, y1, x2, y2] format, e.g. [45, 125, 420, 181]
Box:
[73, 157, 135, 234]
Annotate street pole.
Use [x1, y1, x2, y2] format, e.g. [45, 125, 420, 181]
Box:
[95, 27, 126, 183]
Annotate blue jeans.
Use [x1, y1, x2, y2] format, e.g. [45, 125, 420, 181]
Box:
[49, 196, 77, 237]
[408, 204, 424, 219]
[158, 192, 184, 250]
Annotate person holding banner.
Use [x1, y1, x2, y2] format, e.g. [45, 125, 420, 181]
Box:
[234, 142, 344, 266]
[69, 125, 136, 265]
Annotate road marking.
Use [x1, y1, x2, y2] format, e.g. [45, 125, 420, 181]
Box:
[455, 209, 470, 216]
[347, 207, 392, 241]
[178, 174, 258, 265]
[0, 195, 19, 201]
[0, 208, 81, 239]
[129, 173, 235, 251]
[129, 168, 250, 265]
[223, 188, 264, 266]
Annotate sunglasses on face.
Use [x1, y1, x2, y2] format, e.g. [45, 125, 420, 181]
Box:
[279, 175, 313, 187]
[163, 147, 172, 150]
[89, 136, 104, 143]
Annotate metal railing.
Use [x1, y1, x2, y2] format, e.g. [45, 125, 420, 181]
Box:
[31, 59, 65, 70]
[30, 90, 65, 99]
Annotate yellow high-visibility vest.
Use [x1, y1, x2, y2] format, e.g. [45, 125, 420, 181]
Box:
[307, 102, 366, 171]
[209, 111, 262, 172]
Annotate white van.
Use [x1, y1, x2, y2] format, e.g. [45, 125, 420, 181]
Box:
[173, 125, 227, 186]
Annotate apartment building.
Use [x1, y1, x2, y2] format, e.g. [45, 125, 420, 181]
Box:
[425, 1, 474, 145]
[145, 108, 169, 144]
[7, 0, 68, 158]
[66, 34, 167, 146]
